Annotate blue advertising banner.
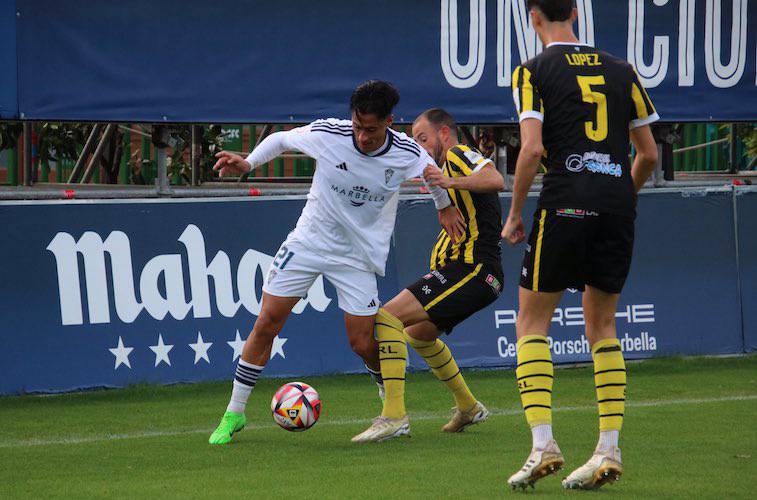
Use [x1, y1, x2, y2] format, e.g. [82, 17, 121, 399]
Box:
[736, 186, 757, 352]
[11, 0, 757, 123]
[0, 188, 749, 394]
[0, 198, 397, 394]
[396, 188, 744, 371]
[0, 0, 17, 119]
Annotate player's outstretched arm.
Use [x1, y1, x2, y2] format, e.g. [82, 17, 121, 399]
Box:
[424, 163, 504, 193]
[630, 125, 658, 193]
[502, 119, 543, 245]
[214, 127, 314, 178]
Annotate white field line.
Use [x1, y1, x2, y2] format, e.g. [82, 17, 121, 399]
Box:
[2, 394, 755, 449]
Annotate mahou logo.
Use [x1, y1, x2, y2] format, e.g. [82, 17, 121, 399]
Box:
[46, 224, 331, 326]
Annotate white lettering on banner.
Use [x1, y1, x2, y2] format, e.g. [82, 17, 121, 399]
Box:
[221, 128, 240, 140]
[628, 0, 670, 88]
[494, 309, 517, 329]
[576, 0, 596, 48]
[679, 0, 696, 86]
[494, 304, 656, 328]
[497, 0, 541, 87]
[705, 0, 748, 88]
[441, 0, 755, 90]
[46, 224, 332, 326]
[441, 0, 487, 88]
[497, 0, 595, 86]
[496, 332, 657, 358]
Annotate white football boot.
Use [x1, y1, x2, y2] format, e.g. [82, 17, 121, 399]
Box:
[351, 415, 410, 443]
[507, 440, 565, 490]
[442, 401, 490, 433]
[562, 446, 623, 490]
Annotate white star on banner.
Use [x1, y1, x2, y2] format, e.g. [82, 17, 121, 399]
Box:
[189, 332, 213, 364]
[149, 334, 174, 367]
[109, 336, 134, 370]
[227, 329, 247, 361]
[270, 335, 288, 360]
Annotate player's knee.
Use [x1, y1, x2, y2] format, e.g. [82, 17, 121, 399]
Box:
[585, 311, 614, 331]
[254, 312, 285, 339]
[348, 334, 376, 360]
[585, 314, 616, 343]
[516, 310, 547, 336]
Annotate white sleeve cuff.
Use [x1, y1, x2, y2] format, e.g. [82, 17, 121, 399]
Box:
[518, 111, 544, 123]
[630, 112, 660, 130]
[472, 159, 495, 174]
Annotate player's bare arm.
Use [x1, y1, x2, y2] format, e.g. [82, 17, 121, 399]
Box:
[423, 163, 504, 192]
[502, 119, 543, 245]
[629, 125, 658, 192]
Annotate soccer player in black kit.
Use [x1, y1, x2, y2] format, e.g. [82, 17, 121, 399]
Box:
[500, 0, 659, 491]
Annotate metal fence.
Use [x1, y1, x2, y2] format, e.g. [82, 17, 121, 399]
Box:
[0, 121, 754, 198]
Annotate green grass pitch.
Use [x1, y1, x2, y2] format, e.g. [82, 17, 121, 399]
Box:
[1, 356, 755, 498]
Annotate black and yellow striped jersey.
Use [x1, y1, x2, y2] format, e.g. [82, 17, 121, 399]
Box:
[430, 145, 503, 274]
[513, 43, 659, 217]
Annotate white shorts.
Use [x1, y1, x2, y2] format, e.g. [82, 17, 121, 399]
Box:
[263, 239, 380, 316]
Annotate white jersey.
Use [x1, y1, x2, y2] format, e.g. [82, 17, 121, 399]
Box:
[246, 119, 445, 276]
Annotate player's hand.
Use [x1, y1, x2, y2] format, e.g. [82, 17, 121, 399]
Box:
[424, 165, 455, 189]
[502, 213, 525, 245]
[439, 205, 466, 243]
[213, 151, 252, 178]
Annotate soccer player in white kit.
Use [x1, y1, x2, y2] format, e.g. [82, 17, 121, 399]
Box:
[208, 81, 464, 444]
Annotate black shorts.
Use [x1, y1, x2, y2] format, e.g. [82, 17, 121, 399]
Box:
[407, 261, 503, 334]
[520, 208, 635, 294]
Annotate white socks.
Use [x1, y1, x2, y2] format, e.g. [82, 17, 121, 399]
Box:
[227, 380, 252, 414]
[597, 430, 620, 452]
[226, 359, 264, 414]
[532, 424, 554, 450]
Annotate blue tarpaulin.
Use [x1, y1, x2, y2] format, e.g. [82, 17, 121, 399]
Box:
[1, 0, 755, 122]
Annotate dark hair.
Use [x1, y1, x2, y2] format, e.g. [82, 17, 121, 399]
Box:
[416, 108, 457, 134]
[526, 0, 574, 22]
[350, 80, 400, 120]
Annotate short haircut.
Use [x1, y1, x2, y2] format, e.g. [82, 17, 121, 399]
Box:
[350, 80, 400, 120]
[415, 108, 457, 134]
[526, 0, 574, 22]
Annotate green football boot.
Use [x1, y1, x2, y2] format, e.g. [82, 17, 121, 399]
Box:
[209, 411, 247, 444]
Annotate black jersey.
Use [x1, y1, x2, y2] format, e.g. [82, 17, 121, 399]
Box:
[513, 43, 658, 217]
[430, 145, 503, 274]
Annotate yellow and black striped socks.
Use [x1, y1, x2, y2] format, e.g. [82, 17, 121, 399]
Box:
[405, 334, 477, 412]
[516, 335, 554, 428]
[592, 338, 626, 434]
[375, 308, 408, 419]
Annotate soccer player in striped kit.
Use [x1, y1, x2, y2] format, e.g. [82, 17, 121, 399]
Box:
[501, 0, 659, 490]
[352, 108, 506, 442]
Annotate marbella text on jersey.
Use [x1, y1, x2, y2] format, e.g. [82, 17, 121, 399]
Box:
[46, 225, 332, 326]
[440, 0, 752, 90]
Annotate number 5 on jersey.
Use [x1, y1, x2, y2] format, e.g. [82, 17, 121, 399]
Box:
[577, 75, 608, 142]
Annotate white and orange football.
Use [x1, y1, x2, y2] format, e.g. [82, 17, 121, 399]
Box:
[271, 382, 322, 432]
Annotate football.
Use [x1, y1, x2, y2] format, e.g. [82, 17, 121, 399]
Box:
[271, 382, 322, 431]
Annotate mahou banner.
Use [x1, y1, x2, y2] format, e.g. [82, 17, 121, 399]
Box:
[3, 0, 755, 122]
[0, 188, 749, 394]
